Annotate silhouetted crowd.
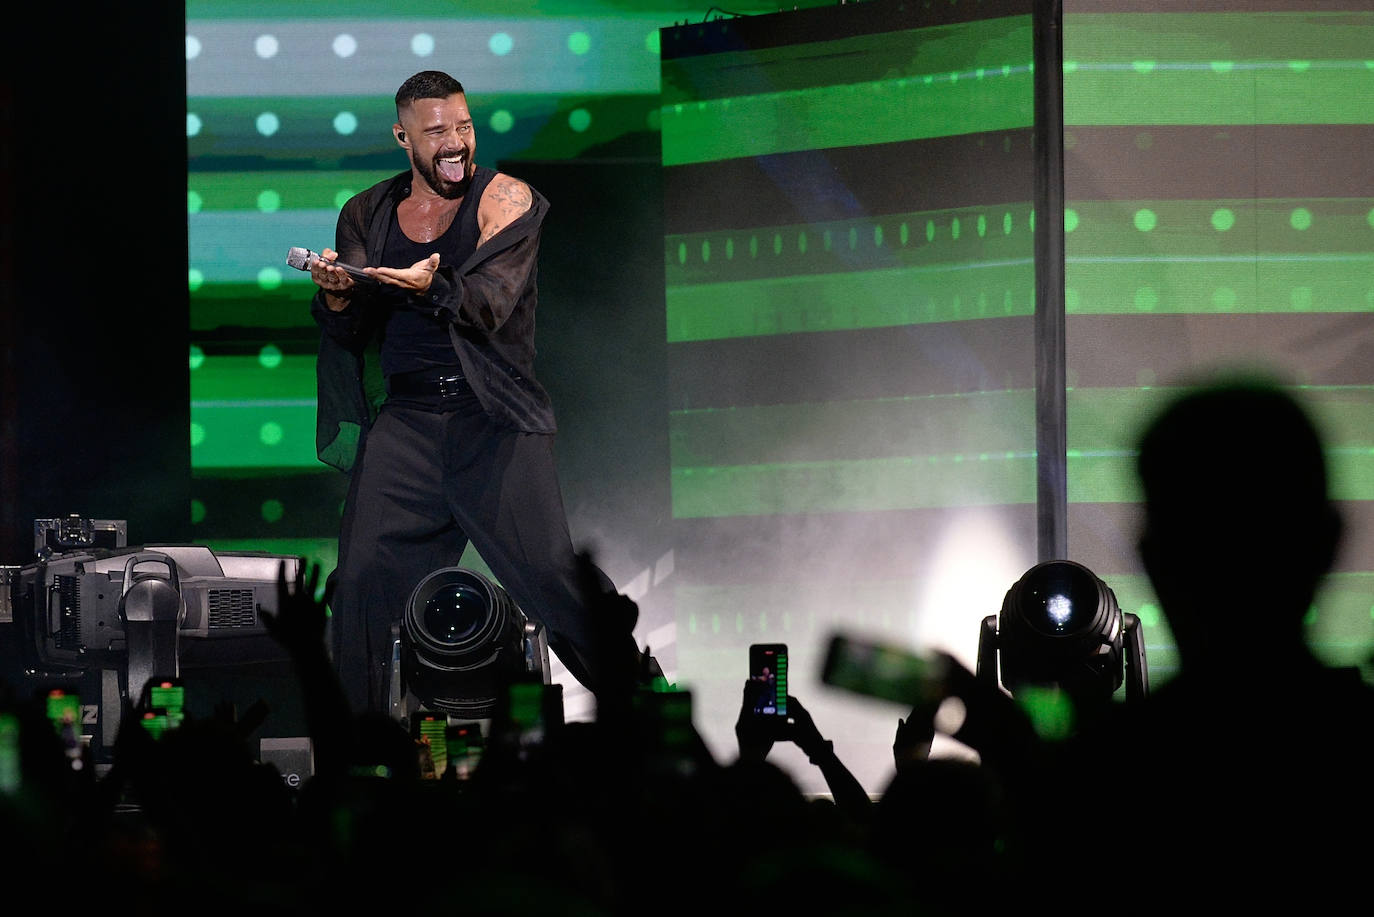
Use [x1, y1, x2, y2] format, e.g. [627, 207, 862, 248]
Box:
[3, 375, 1371, 914]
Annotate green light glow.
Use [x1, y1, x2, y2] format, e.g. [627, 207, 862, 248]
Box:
[259, 422, 283, 446]
[189, 345, 205, 370]
[187, 191, 203, 214]
[1014, 686, 1075, 742]
[490, 110, 514, 133]
[489, 32, 513, 56]
[1064, 13, 1374, 126]
[1212, 287, 1237, 310]
[261, 499, 284, 523]
[568, 108, 591, 132]
[1066, 387, 1374, 505]
[190, 353, 319, 469]
[258, 344, 283, 369]
[568, 31, 591, 55]
[1211, 208, 1235, 232]
[1136, 603, 1161, 628]
[1290, 208, 1313, 230]
[256, 267, 283, 290]
[672, 455, 1035, 518]
[666, 263, 1033, 342]
[1065, 258, 1371, 316]
[332, 111, 358, 135]
[1133, 209, 1157, 232]
[660, 17, 1034, 168]
[669, 389, 1037, 518]
[661, 72, 1034, 165]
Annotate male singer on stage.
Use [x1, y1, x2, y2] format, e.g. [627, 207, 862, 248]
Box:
[307, 70, 650, 713]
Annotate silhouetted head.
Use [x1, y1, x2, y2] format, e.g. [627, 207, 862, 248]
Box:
[1135, 373, 1341, 665]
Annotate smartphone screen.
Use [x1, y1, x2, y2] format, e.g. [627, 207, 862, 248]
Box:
[501, 680, 563, 754]
[0, 713, 21, 795]
[748, 643, 788, 717]
[46, 689, 80, 732]
[140, 709, 171, 740]
[445, 721, 484, 780]
[820, 633, 945, 707]
[412, 712, 448, 778]
[146, 679, 186, 730]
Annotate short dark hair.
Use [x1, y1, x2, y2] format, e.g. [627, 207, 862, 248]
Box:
[395, 70, 465, 112]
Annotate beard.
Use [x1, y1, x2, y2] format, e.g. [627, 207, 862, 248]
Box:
[414, 146, 473, 200]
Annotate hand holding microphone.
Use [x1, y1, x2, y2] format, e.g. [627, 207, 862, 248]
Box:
[287, 245, 441, 299]
[285, 246, 376, 287]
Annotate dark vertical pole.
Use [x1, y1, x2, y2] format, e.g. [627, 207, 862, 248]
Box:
[1033, 0, 1068, 562]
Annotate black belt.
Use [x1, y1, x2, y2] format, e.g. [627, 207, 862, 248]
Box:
[387, 371, 467, 399]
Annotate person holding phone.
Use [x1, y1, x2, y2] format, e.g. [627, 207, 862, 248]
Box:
[736, 645, 871, 819]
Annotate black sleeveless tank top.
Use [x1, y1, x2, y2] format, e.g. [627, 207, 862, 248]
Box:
[379, 165, 497, 377]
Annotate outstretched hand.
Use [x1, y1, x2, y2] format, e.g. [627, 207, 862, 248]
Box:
[893, 711, 936, 772]
[259, 559, 334, 661]
[367, 253, 440, 293]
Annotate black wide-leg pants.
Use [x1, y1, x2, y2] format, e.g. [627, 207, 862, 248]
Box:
[329, 393, 622, 714]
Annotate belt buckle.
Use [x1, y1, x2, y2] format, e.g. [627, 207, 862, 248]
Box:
[436, 375, 464, 398]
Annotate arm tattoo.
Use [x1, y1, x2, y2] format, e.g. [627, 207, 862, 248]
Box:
[492, 178, 532, 214]
[478, 177, 533, 246]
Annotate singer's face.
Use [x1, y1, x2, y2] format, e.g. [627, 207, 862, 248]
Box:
[397, 94, 477, 200]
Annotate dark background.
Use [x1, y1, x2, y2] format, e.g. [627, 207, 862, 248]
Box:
[2, 7, 191, 566]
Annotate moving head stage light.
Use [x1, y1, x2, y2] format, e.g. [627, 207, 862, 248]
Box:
[392, 566, 551, 722]
[11, 544, 301, 695]
[8, 543, 302, 764]
[977, 559, 1148, 707]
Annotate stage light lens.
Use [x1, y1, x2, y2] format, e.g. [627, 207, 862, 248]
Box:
[423, 583, 488, 645]
[1022, 562, 1102, 636]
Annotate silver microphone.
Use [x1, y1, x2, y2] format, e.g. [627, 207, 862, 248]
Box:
[285, 246, 374, 283]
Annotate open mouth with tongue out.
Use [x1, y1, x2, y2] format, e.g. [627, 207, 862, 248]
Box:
[436, 150, 467, 183]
